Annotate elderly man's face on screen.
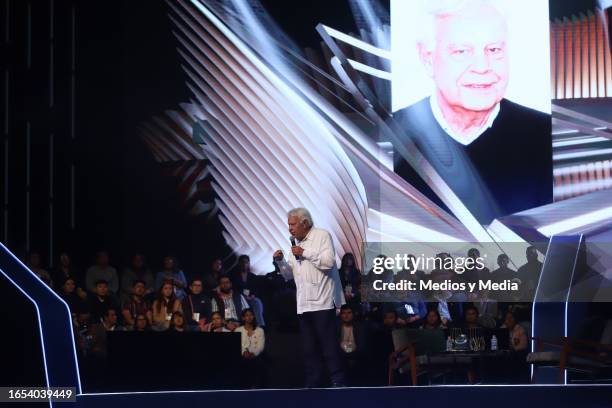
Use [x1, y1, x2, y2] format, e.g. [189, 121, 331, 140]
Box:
[418, 1, 509, 112]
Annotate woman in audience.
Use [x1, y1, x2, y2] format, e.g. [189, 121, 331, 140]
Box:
[155, 256, 188, 301]
[235, 308, 265, 388]
[339, 253, 362, 306]
[151, 281, 182, 331]
[204, 311, 230, 332]
[134, 314, 150, 332]
[420, 308, 446, 330]
[58, 277, 86, 312]
[168, 311, 187, 332]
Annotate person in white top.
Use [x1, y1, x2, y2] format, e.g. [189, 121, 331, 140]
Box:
[274, 207, 347, 388]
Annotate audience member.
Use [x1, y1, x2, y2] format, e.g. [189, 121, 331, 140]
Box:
[420, 308, 446, 330]
[211, 275, 249, 331]
[168, 311, 187, 332]
[151, 281, 182, 331]
[517, 246, 543, 294]
[90, 308, 124, 358]
[86, 250, 119, 294]
[182, 278, 212, 329]
[133, 314, 150, 332]
[501, 311, 528, 351]
[231, 255, 266, 327]
[27, 252, 53, 287]
[120, 254, 154, 302]
[53, 252, 86, 299]
[235, 308, 265, 388]
[457, 305, 482, 329]
[492, 253, 517, 281]
[87, 280, 120, 323]
[155, 256, 188, 300]
[337, 305, 368, 385]
[339, 253, 362, 305]
[58, 277, 86, 313]
[204, 258, 224, 293]
[121, 280, 152, 329]
[205, 311, 230, 332]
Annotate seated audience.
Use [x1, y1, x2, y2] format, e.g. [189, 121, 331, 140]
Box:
[27, 251, 53, 287]
[90, 308, 124, 358]
[339, 253, 362, 306]
[501, 311, 528, 351]
[231, 255, 266, 327]
[457, 305, 482, 330]
[235, 308, 265, 388]
[211, 275, 249, 331]
[182, 278, 211, 329]
[87, 280, 120, 323]
[53, 252, 86, 299]
[338, 305, 367, 385]
[420, 308, 446, 330]
[501, 310, 529, 383]
[151, 281, 182, 331]
[168, 311, 187, 332]
[58, 277, 86, 312]
[338, 305, 367, 354]
[204, 258, 224, 293]
[155, 256, 188, 300]
[133, 314, 150, 332]
[120, 254, 154, 302]
[121, 280, 152, 329]
[204, 311, 230, 332]
[86, 250, 119, 294]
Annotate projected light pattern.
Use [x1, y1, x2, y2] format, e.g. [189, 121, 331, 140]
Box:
[139, 0, 612, 276]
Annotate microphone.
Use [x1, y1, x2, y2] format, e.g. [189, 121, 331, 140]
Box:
[290, 237, 300, 260]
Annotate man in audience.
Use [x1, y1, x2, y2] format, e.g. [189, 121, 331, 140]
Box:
[517, 246, 543, 295]
[90, 308, 124, 358]
[120, 254, 154, 302]
[86, 250, 119, 294]
[182, 278, 211, 329]
[458, 305, 482, 329]
[87, 280, 120, 323]
[121, 280, 152, 329]
[211, 275, 249, 331]
[204, 258, 224, 293]
[231, 255, 266, 327]
[338, 305, 367, 385]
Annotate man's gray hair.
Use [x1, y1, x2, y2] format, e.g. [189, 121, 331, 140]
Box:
[287, 207, 314, 227]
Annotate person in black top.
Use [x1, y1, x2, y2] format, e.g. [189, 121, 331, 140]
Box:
[182, 278, 212, 329]
[87, 280, 120, 323]
[231, 255, 266, 328]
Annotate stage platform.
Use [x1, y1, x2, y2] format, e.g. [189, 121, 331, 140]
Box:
[74, 385, 611, 408]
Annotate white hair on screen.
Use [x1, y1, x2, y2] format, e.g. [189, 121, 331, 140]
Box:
[416, 0, 511, 49]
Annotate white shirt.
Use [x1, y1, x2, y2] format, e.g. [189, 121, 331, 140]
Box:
[277, 227, 345, 314]
[429, 93, 500, 146]
[235, 326, 265, 356]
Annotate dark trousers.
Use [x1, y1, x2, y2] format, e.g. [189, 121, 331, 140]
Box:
[298, 308, 346, 387]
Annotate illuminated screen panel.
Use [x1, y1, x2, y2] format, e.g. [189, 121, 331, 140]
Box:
[388, 0, 553, 225]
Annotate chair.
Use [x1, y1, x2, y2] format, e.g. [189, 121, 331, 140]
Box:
[527, 319, 612, 384]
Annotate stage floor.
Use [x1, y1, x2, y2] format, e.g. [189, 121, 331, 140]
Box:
[74, 385, 611, 408]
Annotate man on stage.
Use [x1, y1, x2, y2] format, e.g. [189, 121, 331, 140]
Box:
[273, 207, 347, 388]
